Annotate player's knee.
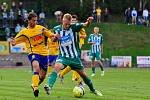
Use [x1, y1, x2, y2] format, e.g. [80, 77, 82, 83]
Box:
[39, 77, 44, 81]
[32, 60, 40, 70]
[53, 64, 63, 72]
[40, 74, 46, 79]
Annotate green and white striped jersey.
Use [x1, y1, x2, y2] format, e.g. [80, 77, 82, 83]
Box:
[54, 23, 83, 58]
[88, 33, 103, 53]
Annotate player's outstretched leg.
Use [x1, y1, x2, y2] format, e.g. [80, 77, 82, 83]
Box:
[31, 84, 39, 97]
[98, 60, 105, 76]
[48, 63, 64, 94]
[72, 71, 83, 86]
[91, 60, 96, 76]
[59, 66, 71, 84]
[31, 72, 40, 97]
[30, 60, 42, 97]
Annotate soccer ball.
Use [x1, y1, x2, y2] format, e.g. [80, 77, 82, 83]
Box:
[73, 86, 85, 98]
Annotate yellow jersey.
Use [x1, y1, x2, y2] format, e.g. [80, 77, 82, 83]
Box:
[15, 25, 53, 56]
[47, 38, 59, 55]
[96, 8, 101, 16]
[79, 28, 86, 45]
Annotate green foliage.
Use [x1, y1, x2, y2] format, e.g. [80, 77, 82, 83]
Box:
[43, 0, 93, 19]
[1, 0, 150, 17]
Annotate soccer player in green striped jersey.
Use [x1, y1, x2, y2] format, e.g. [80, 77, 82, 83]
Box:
[48, 13, 103, 96]
[88, 27, 104, 77]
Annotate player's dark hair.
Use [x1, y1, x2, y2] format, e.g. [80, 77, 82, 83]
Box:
[28, 12, 37, 20]
[72, 15, 78, 20]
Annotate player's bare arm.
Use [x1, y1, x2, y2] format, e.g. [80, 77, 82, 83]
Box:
[10, 36, 26, 46]
[52, 33, 61, 42]
[42, 28, 54, 38]
[83, 17, 93, 27]
[101, 44, 103, 54]
[88, 42, 96, 45]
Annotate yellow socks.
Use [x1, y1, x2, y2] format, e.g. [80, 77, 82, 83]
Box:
[47, 66, 52, 76]
[32, 72, 40, 90]
[72, 71, 82, 85]
[59, 66, 71, 77]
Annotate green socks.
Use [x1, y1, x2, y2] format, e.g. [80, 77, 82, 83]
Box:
[48, 71, 57, 88]
[82, 76, 95, 92]
[92, 67, 96, 74]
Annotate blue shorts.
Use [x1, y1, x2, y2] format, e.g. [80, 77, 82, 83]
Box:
[28, 54, 48, 71]
[48, 55, 58, 66]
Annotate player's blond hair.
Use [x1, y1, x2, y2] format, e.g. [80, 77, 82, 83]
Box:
[94, 27, 99, 30]
[63, 13, 72, 21]
[94, 27, 100, 33]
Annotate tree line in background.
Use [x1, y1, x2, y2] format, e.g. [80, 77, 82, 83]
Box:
[0, 0, 150, 19]
[40, 0, 150, 20]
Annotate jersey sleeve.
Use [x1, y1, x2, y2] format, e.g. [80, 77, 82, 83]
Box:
[14, 30, 27, 44]
[100, 34, 103, 45]
[72, 23, 83, 32]
[88, 34, 92, 42]
[79, 28, 86, 36]
[43, 27, 54, 38]
[53, 25, 61, 34]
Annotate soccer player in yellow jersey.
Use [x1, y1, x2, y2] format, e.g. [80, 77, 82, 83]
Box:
[79, 28, 86, 48]
[10, 12, 54, 97]
[47, 35, 59, 76]
[59, 15, 86, 86]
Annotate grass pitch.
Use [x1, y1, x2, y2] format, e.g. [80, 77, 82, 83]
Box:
[0, 68, 150, 100]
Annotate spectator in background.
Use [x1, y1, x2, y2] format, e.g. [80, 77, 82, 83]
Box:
[96, 7, 102, 23]
[2, 10, 8, 28]
[104, 7, 109, 22]
[11, 1, 17, 21]
[39, 12, 45, 19]
[17, 10, 24, 25]
[5, 26, 11, 41]
[54, 10, 63, 22]
[92, 9, 97, 22]
[11, 1, 17, 12]
[143, 8, 149, 21]
[22, 9, 28, 21]
[1, 2, 8, 12]
[15, 24, 21, 34]
[148, 12, 150, 26]
[38, 11, 46, 26]
[18, 2, 24, 11]
[131, 7, 137, 25]
[9, 9, 15, 27]
[142, 8, 149, 26]
[125, 7, 131, 25]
